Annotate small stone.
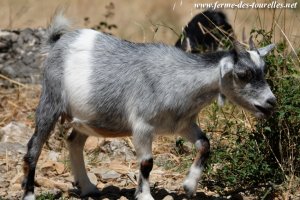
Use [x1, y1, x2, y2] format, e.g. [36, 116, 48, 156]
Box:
[85, 137, 103, 152]
[119, 196, 129, 200]
[54, 181, 71, 192]
[87, 172, 98, 185]
[54, 162, 65, 175]
[96, 181, 105, 189]
[36, 176, 71, 192]
[162, 195, 174, 200]
[48, 151, 59, 161]
[0, 191, 7, 197]
[0, 122, 32, 145]
[100, 170, 121, 180]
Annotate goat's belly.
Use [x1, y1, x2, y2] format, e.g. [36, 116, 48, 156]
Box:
[71, 118, 131, 137]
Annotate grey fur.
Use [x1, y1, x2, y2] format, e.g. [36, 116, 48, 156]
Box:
[22, 14, 276, 200]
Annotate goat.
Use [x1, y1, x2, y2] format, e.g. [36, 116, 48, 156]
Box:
[175, 10, 234, 53]
[22, 14, 276, 200]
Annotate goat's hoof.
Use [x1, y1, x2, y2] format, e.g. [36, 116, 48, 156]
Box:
[69, 188, 101, 199]
[183, 180, 197, 198]
[135, 193, 154, 200]
[22, 192, 36, 200]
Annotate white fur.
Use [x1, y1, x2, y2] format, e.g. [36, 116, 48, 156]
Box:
[254, 86, 276, 106]
[23, 192, 35, 200]
[186, 37, 192, 52]
[136, 178, 154, 200]
[71, 118, 101, 137]
[64, 29, 98, 119]
[248, 50, 262, 67]
[219, 56, 234, 78]
[183, 164, 203, 194]
[257, 44, 276, 57]
[67, 130, 97, 194]
[128, 110, 154, 161]
[136, 193, 154, 200]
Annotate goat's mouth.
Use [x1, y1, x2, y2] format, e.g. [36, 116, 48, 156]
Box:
[254, 104, 274, 118]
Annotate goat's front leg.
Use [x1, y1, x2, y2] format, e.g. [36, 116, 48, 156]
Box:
[132, 122, 154, 200]
[67, 130, 101, 198]
[180, 123, 210, 197]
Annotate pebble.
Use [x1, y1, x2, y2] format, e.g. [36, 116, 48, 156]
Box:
[87, 172, 98, 185]
[100, 170, 121, 180]
[163, 195, 174, 200]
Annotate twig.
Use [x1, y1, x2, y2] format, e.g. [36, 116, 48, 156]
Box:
[0, 74, 26, 87]
[6, 149, 9, 172]
[149, 20, 180, 37]
[127, 173, 137, 185]
[275, 21, 300, 67]
[260, 130, 287, 180]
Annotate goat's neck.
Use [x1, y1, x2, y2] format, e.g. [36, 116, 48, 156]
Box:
[193, 66, 220, 107]
[187, 52, 228, 106]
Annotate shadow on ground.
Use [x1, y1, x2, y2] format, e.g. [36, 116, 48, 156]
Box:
[68, 185, 244, 200]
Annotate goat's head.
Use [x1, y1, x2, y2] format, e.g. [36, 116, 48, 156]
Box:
[219, 37, 276, 118]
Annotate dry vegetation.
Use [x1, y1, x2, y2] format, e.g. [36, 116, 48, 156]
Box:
[0, 0, 300, 199]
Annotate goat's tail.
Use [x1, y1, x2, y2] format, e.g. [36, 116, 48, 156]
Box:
[42, 10, 71, 53]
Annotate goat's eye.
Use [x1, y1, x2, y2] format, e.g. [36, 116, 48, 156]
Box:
[236, 70, 253, 82]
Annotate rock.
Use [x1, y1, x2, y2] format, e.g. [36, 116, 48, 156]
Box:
[96, 181, 106, 189]
[0, 142, 26, 157]
[108, 160, 130, 174]
[98, 169, 121, 180]
[87, 172, 98, 185]
[0, 191, 7, 197]
[36, 176, 71, 192]
[0, 122, 32, 145]
[0, 28, 46, 86]
[54, 162, 65, 174]
[100, 139, 135, 161]
[85, 136, 104, 152]
[48, 151, 59, 162]
[40, 160, 65, 175]
[163, 195, 174, 200]
[119, 196, 129, 200]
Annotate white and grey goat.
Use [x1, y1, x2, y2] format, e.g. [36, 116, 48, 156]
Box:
[22, 14, 276, 200]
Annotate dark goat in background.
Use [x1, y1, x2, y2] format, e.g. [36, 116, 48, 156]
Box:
[175, 10, 234, 53]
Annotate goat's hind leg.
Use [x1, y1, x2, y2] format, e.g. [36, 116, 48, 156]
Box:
[22, 96, 61, 200]
[180, 123, 210, 197]
[67, 130, 101, 198]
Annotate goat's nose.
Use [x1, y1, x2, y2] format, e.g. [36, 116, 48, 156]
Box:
[266, 97, 277, 107]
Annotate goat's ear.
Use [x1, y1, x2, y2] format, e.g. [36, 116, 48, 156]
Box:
[220, 57, 234, 78]
[249, 36, 256, 50]
[257, 44, 276, 56]
[233, 40, 247, 54]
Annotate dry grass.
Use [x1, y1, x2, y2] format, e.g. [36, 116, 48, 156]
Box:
[0, 84, 40, 128]
[0, 0, 299, 46]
